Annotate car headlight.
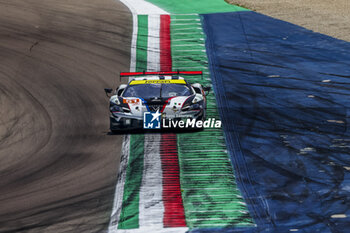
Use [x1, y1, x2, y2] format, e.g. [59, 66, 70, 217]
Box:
[110, 104, 122, 112]
[110, 100, 122, 111]
[182, 103, 201, 111]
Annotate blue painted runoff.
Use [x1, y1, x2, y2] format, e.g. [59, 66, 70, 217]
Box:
[202, 11, 350, 233]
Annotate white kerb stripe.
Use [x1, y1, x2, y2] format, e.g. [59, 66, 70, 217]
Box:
[109, 0, 170, 232]
[108, 135, 131, 233]
[139, 134, 164, 227]
[129, 14, 138, 74]
[118, 0, 138, 80]
[116, 227, 189, 233]
[147, 15, 161, 72]
[119, 0, 168, 15]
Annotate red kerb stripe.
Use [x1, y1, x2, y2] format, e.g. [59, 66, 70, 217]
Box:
[159, 14, 186, 228]
[160, 134, 186, 227]
[160, 15, 172, 72]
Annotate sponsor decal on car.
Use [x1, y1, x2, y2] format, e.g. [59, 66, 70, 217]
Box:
[129, 79, 186, 85]
[123, 98, 140, 105]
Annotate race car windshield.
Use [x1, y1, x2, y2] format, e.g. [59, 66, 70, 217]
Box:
[123, 83, 192, 99]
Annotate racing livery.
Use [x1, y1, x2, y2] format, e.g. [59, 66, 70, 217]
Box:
[104, 71, 210, 132]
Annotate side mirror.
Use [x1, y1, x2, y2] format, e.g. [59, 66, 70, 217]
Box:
[117, 88, 124, 96]
[116, 84, 127, 96]
[203, 86, 211, 96]
[104, 88, 113, 97]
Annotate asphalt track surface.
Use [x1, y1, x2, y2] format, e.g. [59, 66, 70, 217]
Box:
[0, 0, 131, 232]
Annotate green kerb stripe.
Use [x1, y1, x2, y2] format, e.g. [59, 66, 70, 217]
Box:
[146, 0, 250, 14]
[118, 15, 149, 229]
[118, 134, 144, 229]
[171, 14, 254, 228]
[136, 15, 148, 72]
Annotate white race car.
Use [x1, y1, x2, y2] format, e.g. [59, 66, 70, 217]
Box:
[104, 71, 210, 132]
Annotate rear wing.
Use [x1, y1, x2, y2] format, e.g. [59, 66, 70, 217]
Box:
[119, 71, 203, 81]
